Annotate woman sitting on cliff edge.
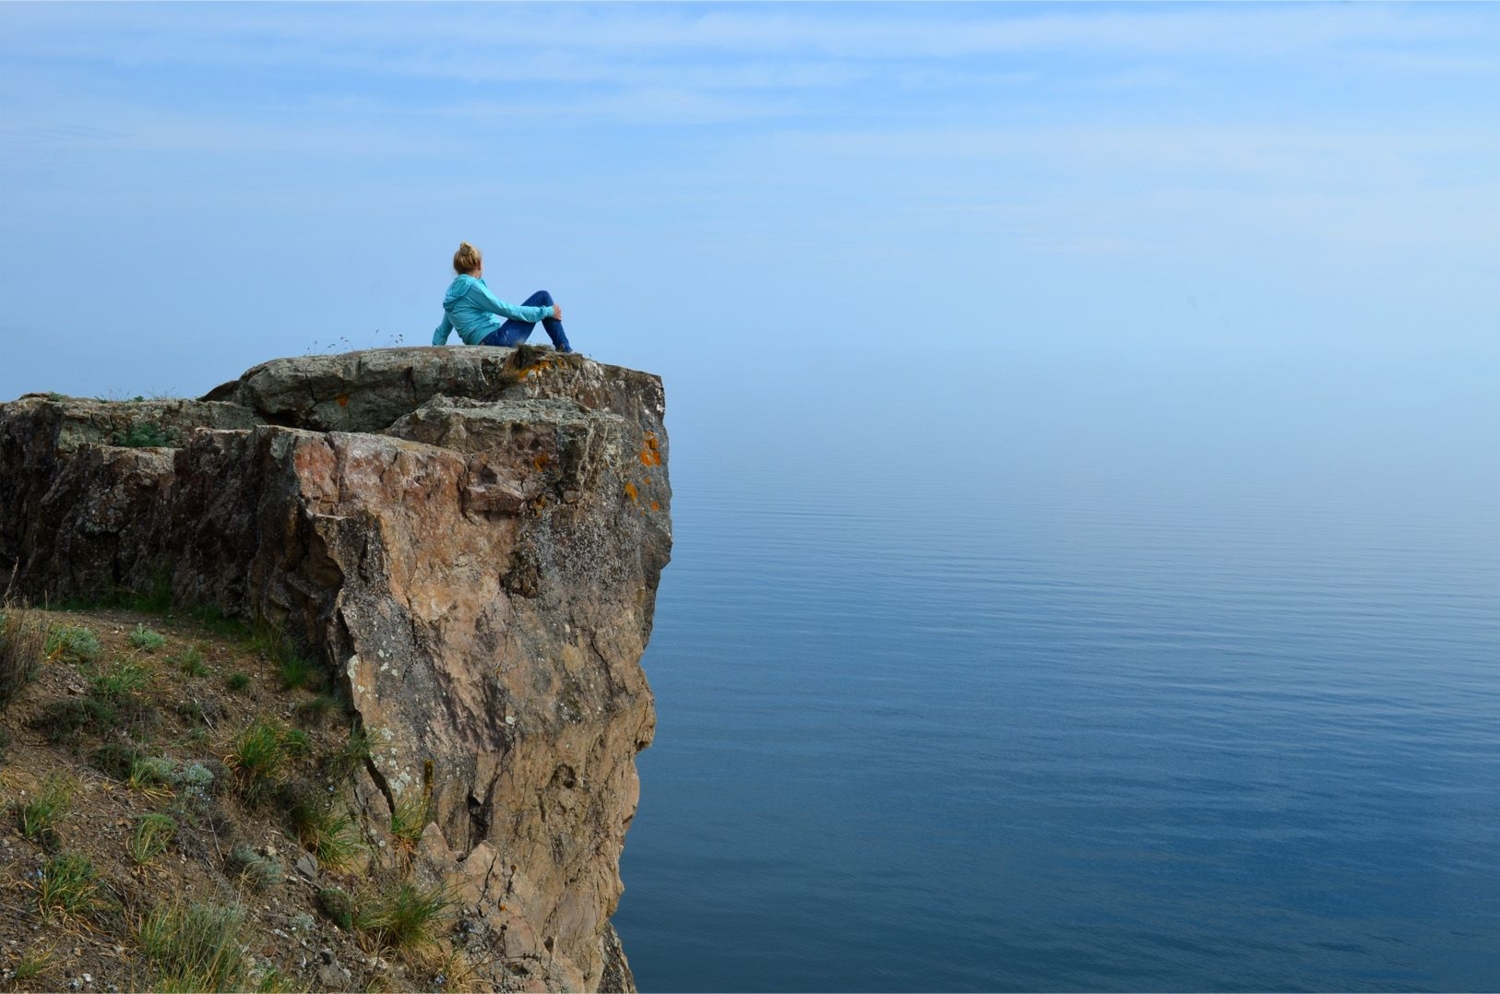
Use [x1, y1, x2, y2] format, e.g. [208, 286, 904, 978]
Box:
[431, 241, 572, 353]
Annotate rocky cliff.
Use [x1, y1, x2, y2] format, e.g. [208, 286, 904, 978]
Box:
[0, 346, 671, 992]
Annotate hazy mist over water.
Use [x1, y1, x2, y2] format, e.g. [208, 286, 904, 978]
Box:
[614, 346, 1500, 992]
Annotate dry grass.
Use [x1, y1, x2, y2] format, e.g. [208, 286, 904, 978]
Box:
[0, 601, 47, 711]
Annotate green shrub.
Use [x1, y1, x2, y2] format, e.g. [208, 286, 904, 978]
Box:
[186, 605, 250, 640]
[168, 762, 217, 820]
[354, 880, 452, 950]
[172, 644, 209, 677]
[246, 622, 325, 692]
[34, 696, 116, 745]
[226, 719, 300, 801]
[389, 791, 433, 855]
[129, 813, 177, 866]
[13, 772, 75, 846]
[123, 571, 174, 613]
[112, 422, 176, 448]
[128, 624, 167, 653]
[315, 887, 355, 929]
[9, 944, 53, 983]
[226, 847, 283, 891]
[324, 727, 371, 784]
[225, 672, 250, 692]
[281, 726, 310, 757]
[70, 659, 158, 743]
[92, 657, 153, 699]
[45, 624, 101, 663]
[245, 622, 280, 660]
[252, 967, 297, 993]
[288, 794, 363, 872]
[315, 815, 363, 871]
[294, 693, 340, 726]
[136, 899, 247, 992]
[128, 754, 177, 792]
[277, 652, 323, 692]
[91, 742, 144, 780]
[173, 761, 216, 792]
[35, 851, 103, 923]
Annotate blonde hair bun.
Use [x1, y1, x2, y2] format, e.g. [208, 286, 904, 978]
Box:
[453, 241, 482, 274]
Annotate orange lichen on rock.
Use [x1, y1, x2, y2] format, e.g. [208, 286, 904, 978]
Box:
[623, 481, 639, 502]
[639, 432, 662, 467]
[650, 501, 660, 512]
[336, 393, 351, 407]
[534, 453, 551, 470]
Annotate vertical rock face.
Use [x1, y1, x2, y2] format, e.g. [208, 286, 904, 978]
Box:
[0, 347, 672, 991]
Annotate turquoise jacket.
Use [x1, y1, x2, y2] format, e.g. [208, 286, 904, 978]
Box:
[432, 275, 556, 346]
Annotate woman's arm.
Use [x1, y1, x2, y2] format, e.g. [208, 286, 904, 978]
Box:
[470, 281, 555, 323]
[432, 314, 453, 346]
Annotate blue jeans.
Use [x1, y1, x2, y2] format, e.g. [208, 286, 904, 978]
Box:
[481, 290, 571, 352]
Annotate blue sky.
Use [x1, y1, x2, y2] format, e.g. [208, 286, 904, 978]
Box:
[2, 2, 1497, 417]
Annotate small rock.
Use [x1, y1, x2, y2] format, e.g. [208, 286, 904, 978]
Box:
[295, 854, 318, 880]
[318, 963, 351, 989]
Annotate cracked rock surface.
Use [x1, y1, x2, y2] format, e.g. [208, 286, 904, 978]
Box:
[0, 346, 672, 991]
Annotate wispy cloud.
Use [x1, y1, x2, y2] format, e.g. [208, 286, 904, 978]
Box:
[4, 3, 1497, 88]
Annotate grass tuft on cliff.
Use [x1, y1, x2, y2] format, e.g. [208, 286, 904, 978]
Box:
[136, 899, 248, 992]
[0, 603, 48, 710]
[226, 717, 307, 803]
[45, 623, 102, 663]
[34, 851, 108, 925]
[354, 879, 454, 951]
[13, 771, 76, 848]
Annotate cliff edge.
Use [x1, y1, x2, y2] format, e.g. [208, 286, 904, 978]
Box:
[0, 345, 672, 992]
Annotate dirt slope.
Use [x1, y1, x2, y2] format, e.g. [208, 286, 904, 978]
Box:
[0, 603, 504, 994]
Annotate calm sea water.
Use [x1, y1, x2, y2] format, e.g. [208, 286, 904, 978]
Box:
[612, 348, 1500, 992]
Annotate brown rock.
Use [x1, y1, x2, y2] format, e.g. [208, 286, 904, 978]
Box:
[0, 346, 671, 992]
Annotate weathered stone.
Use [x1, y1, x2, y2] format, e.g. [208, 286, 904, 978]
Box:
[203, 346, 668, 439]
[0, 346, 670, 992]
[317, 959, 351, 989]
